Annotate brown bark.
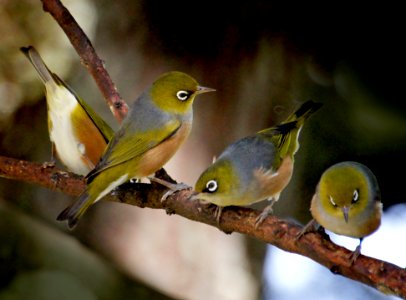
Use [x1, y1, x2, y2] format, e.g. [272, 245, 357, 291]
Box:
[0, 156, 84, 196]
[7, 1, 404, 298]
[0, 155, 405, 298]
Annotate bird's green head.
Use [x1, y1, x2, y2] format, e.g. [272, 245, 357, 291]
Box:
[317, 161, 380, 223]
[149, 71, 214, 114]
[193, 159, 240, 206]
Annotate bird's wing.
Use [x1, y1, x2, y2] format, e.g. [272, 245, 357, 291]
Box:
[86, 119, 181, 180]
[258, 121, 298, 159]
[253, 155, 293, 198]
[52, 75, 115, 143]
[258, 100, 322, 158]
[21, 46, 114, 142]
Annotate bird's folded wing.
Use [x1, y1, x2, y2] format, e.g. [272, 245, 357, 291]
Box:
[86, 119, 181, 180]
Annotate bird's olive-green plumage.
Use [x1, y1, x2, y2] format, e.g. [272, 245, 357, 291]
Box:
[299, 161, 382, 263]
[21, 46, 113, 176]
[57, 71, 214, 228]
[258, 99, 321, 159]
[194, 100, 321, 225]
[150, 72, 200, 113]
[311, 161, 382, 238]
[194, 159, 241, 206]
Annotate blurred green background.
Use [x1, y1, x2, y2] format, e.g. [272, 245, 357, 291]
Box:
[0, 0, 405, 299]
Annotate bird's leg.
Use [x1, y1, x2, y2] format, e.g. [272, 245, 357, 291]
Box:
[148, 176, 191, 202]
[296, 219, 319, 240]
[254, 198, 276, 228]
[214, 205, 224, 225]
[189, 194, 224, 225]
[42, 142, 57, 169]
[148, 176, 189, 191]
[349, 238, 363, 264]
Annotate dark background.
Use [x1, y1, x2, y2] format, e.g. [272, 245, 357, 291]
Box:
[0, 1, 404, 299]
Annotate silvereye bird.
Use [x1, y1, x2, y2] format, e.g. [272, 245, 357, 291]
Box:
[193, 100, 322, 226]
[21, 46, 114, 176]
[57, 71, 214, 228]
[298, 161, 382, 263]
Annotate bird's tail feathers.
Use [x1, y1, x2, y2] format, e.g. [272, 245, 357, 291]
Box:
[57, 192, 92, 229]
[258, 100, 321, 157]
[20, 46, 54, 83]
[263, 120, 297, 136]
[284, 100, 322, 124]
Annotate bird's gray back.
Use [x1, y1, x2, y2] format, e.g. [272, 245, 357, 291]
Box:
[218, 135, 278, 184]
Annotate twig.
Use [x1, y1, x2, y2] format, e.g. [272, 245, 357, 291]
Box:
[13, 1, 406, 297]
[41, 0, 129, 123]
[0, 155, 405, 298]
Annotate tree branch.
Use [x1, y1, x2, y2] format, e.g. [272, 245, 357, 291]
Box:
[15, 1, 405, 297]
[0, 155, 405, 298]
[41, 0, 129, 123]
[0, 156, 84, 196]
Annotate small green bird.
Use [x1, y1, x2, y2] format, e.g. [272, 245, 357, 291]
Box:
[57, 71, 214, 228]
[298, 161, 382, 263]
[193, 100, 322, 226]
[21, 46, 114, 176]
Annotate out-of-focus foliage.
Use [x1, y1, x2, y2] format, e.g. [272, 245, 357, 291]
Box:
[0, 0, 97, 129]
[0, 203, 172, 300]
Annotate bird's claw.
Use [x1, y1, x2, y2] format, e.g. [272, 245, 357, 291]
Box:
[148, 176, 191, 202]
[42, 160, 56, 169]
[349, 244, 362, 265]
[254, 211, 269, 228]
[214, 205, 223, 225]
[296, 219, 318, 240]
[254, 201, 275, 228]
[161, 182, 190, 202]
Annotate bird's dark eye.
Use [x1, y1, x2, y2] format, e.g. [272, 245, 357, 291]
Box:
[329, 195, 337, 207]
[352, 189, 359, 203]
[205, 180, 218, 193]
[176, 90, 190, 101]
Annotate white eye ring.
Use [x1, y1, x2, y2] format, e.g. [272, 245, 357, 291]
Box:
[176, 90, 189, 101]
[206, 180, 218, 193]
[352, 189, 359, 203]
[329, 195, 337, 207]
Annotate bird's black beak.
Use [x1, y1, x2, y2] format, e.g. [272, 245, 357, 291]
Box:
[342, 206, 350, 223]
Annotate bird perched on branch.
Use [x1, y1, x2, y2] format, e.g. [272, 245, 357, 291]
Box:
[21, 46, 113, 176]
[298, 161, 382, 263]
[57, 71, 214, 228]
[193, 100, 322, 227]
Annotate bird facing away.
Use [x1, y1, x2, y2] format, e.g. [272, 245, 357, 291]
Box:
[57, 71, 214, 228]
[193, 100, 322, 226]
[21, 46, 114, 176]
[298, 161, 382, 263]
